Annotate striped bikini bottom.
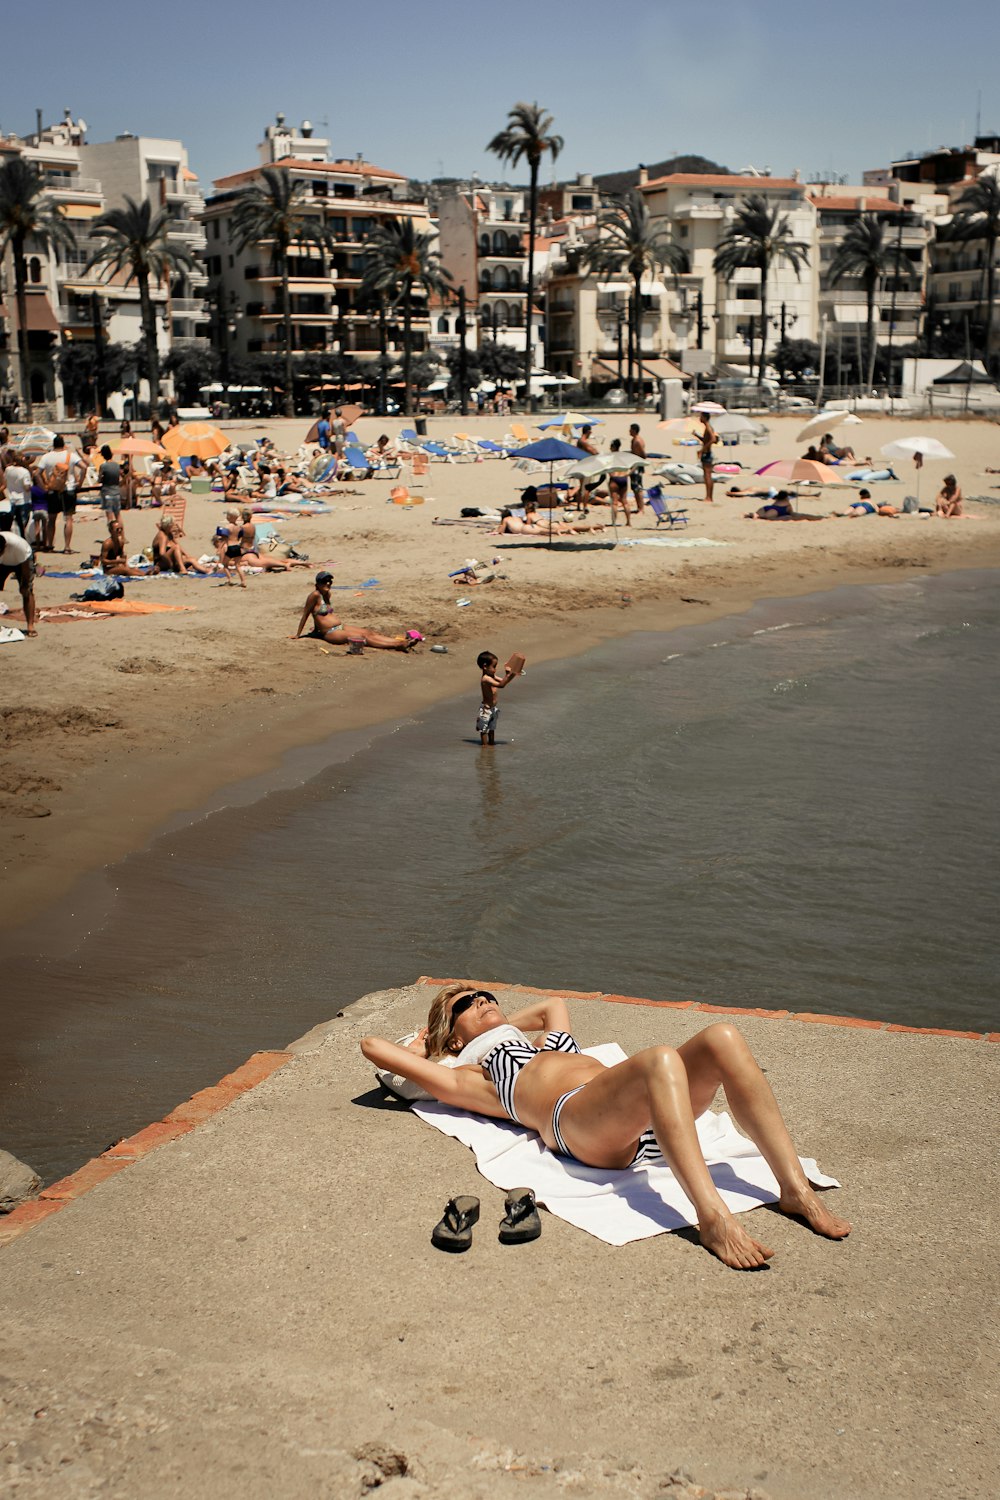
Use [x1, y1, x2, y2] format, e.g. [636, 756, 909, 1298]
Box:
[551, 1084, 662, 1166]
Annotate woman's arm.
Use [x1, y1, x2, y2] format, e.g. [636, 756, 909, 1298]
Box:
[507, 995, 571, 1035]
[359, 1036, 507, 1117]
[293, 594, 318, 638]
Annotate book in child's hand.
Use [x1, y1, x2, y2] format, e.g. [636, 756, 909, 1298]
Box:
[504, 652, 526, 676]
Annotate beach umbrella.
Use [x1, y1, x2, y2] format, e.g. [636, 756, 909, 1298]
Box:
[507, 437, 590, 547]
[713, 412, 763, 437]
[880, 435, 954, 502]
[535, 413, 604, 430]
[14, 425, 56, 454]
[796, 410, 863, 443]
[754, 459, 842, 485]
[162, 422, 227, 460]
[690, 401, 727, 414]
[657, 417, 701, 435]
[115, 436, 166, 457]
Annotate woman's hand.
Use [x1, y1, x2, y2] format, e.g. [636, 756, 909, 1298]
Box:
[405, 1026, 430, 1057]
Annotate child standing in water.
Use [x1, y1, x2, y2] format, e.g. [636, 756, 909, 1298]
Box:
[476, 650, 522, 746]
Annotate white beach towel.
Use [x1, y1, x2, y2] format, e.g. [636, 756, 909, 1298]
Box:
[618, 536, 728, 548]
[412, 1044, 839, 1245]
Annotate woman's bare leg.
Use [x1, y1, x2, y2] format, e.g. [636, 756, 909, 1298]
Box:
[558, 1048, 775, 1268]
[677, 1024, 850, 1239]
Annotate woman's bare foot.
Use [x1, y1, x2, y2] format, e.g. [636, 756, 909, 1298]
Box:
[778, 1186, 851, 1239]
[698, 1210, 774, 1269]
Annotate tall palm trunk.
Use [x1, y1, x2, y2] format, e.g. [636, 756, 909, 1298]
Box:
[632, 267, 642, 410]
[137, 266, 160, 416]
[985, 230, 997, 371]
[757, 258, 769, 387]
[864, 269, 879, 395]
[524, 159, 538, 403]
[11, 232, 32, 419]
[279, 250, 294, 418]
[403, 284, 413, 417]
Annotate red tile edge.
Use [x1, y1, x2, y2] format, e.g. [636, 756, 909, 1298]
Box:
[1, 1050, 293, 1251]
[417, 977, 991, 1038]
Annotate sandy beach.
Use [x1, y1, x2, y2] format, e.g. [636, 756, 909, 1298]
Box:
[3, 412, 999, 933]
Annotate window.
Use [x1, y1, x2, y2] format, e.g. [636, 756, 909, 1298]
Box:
[437, 315, 449, 333]
[678, 224, 688, 237]
[570, 194, 593, 210]
[479, 234, 490, 255]
[493, 230, 507, 254]
[29, 257, 41, 284]
[330, 216, 347, 235]
[312, 179, 328, 197]
[244, 265, 260, 279]
[213, 220, 220, 240]
[508, 304, 522, 327]
[351, 217, 373, 237]
[493, 265, 509, 290]
[494, 300, 509, 325]
[228, 255, 234, 268]
[735, 285, 756, 300]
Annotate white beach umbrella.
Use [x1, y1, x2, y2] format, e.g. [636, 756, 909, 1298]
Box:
[796, 410, 863, 443]
[880, 435, 955, 502]
[690, 401, 727, 413]
[713, 412, 763, 436]
[880, 436, 955, 461]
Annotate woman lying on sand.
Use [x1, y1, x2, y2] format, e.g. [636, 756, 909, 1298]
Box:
[361, 985, 850, 1269]
[490, 500, 606, 537]
[745, 490, 823, 522]
[293, 572, 422, 651]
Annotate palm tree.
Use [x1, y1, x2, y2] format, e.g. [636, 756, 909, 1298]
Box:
[0, 157, 76, 418]
[229, 167, 339, 416]
[714, 195, 810, 385]
[949, 173, 1000, 371]
[86, 196, 200, 415]
[487, 102, 564, 398]
[828, 213, 912, 395]
[581, 190, 689, 404]
[360, 218, 451, 415]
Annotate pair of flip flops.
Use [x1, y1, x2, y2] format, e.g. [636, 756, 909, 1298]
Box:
[431, 1190, 541, 1253]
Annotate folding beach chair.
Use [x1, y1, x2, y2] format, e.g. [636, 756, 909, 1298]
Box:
[343, 445, 373, 478]
[646, 490, 688, 529]
[509, 422, 531, 445]
[161, 496, 187, 530]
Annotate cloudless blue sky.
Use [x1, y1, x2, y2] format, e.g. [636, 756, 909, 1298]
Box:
[4, 0, 998, 190]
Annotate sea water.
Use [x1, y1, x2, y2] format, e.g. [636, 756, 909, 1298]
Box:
[3, 569, 998, 1180]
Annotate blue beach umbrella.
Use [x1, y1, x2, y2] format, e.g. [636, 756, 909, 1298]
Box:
[506, 438, 592, 548]
[536, 415, 605, 430]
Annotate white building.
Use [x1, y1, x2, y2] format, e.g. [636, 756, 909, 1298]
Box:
[436, 184, 545, 363]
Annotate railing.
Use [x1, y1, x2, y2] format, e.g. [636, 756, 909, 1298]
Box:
[170, 298, 209, 316]
[45, 174, 102, 195]
[821, 289, 922, 307]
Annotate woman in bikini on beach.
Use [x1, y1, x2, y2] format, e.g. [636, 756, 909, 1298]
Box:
[293, 572, 422, 651]
[361, 985, 850, 1270]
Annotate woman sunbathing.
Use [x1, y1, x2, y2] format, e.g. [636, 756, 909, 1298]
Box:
[237, 510, 309, 572]
[152, 516, 213, 574]
[361, 984, 850, 1270]
[745, 490, 823, 521]
[491, 501, 605, 537]
[293, 572, 422, 651]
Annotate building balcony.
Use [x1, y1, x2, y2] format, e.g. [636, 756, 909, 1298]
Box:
[821, 289, 922, 308]
[255, 273, 336, 289]
[44, 174, 102, 200]
[170, 297, 209, 316]
[166, 219, 207, 245]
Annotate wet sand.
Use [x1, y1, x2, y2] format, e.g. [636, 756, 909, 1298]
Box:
[3, 413, 999, 933]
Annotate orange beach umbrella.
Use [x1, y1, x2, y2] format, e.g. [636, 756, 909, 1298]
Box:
[114, 436, 167, 457]
[162, 422, 228, 459]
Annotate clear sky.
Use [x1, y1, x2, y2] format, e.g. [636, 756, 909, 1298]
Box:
[3, 0, 998, 190]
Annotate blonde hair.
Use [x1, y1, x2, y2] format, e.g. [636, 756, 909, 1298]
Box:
[225, 507, 240, 522]
[425, 981, 479, 1058]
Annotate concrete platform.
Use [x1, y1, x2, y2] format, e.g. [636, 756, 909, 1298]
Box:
[1, 981, 997, 1499]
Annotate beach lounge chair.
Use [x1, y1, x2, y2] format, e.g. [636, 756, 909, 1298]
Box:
[473, 438, 508, 458]
[646, 491, 689, 529]
[342, 445, 373, 478]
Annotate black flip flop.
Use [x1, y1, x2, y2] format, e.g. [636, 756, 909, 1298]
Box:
[431, 1195, 480, 1253]
[498, 1188, 541, 1245]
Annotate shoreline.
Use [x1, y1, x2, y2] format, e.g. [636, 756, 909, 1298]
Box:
[4, 537, 1000, 939]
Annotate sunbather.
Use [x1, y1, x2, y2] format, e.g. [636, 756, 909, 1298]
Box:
[819, 433, 856, 462]
[935, 474, 965, 517]
[831, 488, 898, 518]
[237, 510, 309, 572]
[99, 518, 149, 576]
[745, 490, 823, 521]
[152, 516, 213, 574]
[293, 572, 421, 651]
[361, 985, 851, 1269]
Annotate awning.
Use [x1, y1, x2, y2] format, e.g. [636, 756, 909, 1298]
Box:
[62, 204, 102, 220]
[20, 294, 60, 333]
[932, 361, 995, 386]
[592, 356, 689, 384]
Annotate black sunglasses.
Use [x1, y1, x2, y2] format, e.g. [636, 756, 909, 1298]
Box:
[449, 989, 498, 1029]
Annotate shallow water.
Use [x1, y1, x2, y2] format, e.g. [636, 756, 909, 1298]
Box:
[3, 569, 999, 1181]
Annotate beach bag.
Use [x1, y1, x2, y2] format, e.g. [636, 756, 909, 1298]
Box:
[902, 495, 919, 513]
[43, 454, 70, 493]
[80, 577, 125, 601]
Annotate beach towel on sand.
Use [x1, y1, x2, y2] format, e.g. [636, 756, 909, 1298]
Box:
[412, 1043, 839, 1245]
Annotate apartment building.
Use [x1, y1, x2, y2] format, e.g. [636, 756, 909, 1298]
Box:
[639, 172, 817, 374]
[79, 133, 210, 344]
[201, 118, 433, 370]
[0, 111, 206, 418]
[808, 187, 929, 359]
[435, 184, 544, 363]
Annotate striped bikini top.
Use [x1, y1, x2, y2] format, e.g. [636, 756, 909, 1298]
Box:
[481, 1030, 582, 1124]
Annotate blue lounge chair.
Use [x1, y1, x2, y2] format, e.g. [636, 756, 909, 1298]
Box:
[343, 445, 373, 477]
[646, 489, 688, 529]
